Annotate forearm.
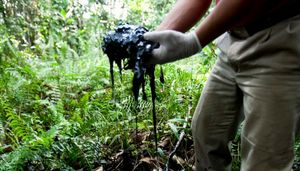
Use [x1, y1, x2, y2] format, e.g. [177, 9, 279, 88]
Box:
[157, 0, 212, 32]
[195, 0, 268, 47]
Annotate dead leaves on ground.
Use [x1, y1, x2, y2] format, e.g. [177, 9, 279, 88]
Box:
[97, 129, 194, 171]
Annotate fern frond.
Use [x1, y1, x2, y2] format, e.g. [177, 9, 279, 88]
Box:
[5, 109, 36, 143]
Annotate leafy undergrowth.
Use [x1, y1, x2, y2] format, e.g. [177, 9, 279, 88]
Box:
[3, 1, 300, 170]
[1, 32, 299, 170]
[0, 33, 216, 170]
[0, 1, 217, 170]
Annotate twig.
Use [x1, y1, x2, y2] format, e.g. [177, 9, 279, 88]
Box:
[164, 104, 192, 171]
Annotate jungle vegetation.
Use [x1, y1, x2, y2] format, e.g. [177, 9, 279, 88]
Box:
[0, 0, 299, 170]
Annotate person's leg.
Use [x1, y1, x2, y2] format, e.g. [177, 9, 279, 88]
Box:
[192, 52, 243, 171]
[236, 15, 300, 171]
[239, 80, 299, 171]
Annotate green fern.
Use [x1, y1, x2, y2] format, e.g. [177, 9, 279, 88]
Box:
[0, 98, 39, 145]
[6, 112, 36, 143]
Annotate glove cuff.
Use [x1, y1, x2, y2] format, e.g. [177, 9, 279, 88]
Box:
[190, 32, 202, 52]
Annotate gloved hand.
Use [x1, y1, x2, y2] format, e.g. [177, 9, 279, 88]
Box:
[143, 30, 202, 64]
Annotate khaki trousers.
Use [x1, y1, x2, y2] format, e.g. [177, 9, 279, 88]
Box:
[192, 14, 300, 171]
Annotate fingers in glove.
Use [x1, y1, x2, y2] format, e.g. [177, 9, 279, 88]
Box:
[143, 31, 169, 42]
[144, 49, 161, 65]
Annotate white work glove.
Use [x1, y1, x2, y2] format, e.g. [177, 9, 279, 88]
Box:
[143, 30, 202, 64]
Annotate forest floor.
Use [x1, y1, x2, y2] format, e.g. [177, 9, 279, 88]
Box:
[99, 130, 195, 171]
[95, 129, 300, 171]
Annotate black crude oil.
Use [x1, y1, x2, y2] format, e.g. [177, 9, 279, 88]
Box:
[102, 24, 163, 152]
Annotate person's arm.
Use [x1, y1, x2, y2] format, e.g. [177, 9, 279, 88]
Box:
[144, 0, 269, 64]
[196, 0, 267, 46]
[156, 0, 212, 32]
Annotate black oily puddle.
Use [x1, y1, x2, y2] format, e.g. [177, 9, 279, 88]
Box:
[102, 24, 163, 151]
